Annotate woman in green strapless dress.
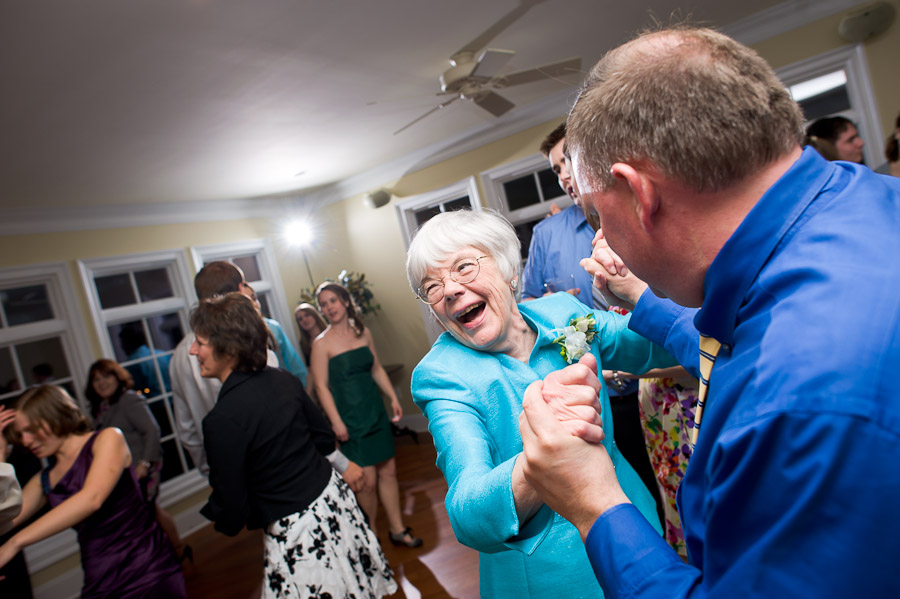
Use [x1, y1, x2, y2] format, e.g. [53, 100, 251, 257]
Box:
[311, 283, 423, 548]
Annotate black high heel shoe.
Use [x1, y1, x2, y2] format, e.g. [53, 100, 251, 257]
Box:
[178, 545, 194, 565]
[388, 527, 423, 548]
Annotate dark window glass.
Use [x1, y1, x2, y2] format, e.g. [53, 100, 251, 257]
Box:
[18, 337, 70, 386]
[134, 269, 173, 302]
[2, 285, 54, 326]
[514, 217, 545, 262]
[0, 346, 18, 397]
[148, 398, 173, 437]
[414, 205, 442, 227]
[798, 86, 851, 122]
[257, 293, 272, 320]
[503, 175, 541, 211]
[538, 168, 565, 202]
[160, 439, 185, 482]
[147, 313, 183, 353]
[443, 196, 471, 212]
[96, 274, 136, 309]
[232, 256, 261, 282]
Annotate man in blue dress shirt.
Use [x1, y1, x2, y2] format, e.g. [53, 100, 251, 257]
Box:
[519, 27, 900, 598]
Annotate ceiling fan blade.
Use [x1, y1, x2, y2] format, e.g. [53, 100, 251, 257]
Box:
[393, 97, 460, 135]
[494, 57, 582, 88]
[473, 91, 515, 117]
[471, 48, 515, 79]
[453, 0, 546, 60]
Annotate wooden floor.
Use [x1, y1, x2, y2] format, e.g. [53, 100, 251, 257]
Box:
[183, 433, 479, 599]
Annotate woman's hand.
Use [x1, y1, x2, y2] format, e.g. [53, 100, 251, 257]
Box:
[535, 353, 605, 444]
[390, 399, 403, 423]
[0, 536, 22, 570]
[0, 407, 14, 459]
[332, 420, 349, 442]
[580, 228, 648, 308]
[134, 462, 150, 480]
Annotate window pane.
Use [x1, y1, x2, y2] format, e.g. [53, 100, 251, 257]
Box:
[232, 256, 261, 282]
[514, 217, 544, 262]
[96, 273, 136, 309]
[111, 321, 171, 398]
[442, 196, 471, 212]
[160, 438, 186, 482]
[134, 269, 173, 302]
[0, 346, 19, 397]
[2, 285, 54, 326]
[538, 168, 564, 202]
[797, 86, 851, 122]
[503, 175, 541, 211]
[257, 292, 272, 320]
[414, 205, 442, 227]
[148, 397, 173, 437]
[18, 337, 70, 386]
[147, 313, 183, 353]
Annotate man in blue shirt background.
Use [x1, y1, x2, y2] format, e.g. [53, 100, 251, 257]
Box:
[520, 26, 900, 598]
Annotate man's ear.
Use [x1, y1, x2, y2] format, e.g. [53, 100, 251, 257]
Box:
[610, 163, 660, 233]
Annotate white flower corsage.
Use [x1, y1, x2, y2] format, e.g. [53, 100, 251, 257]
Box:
[552, 314, 597, 363]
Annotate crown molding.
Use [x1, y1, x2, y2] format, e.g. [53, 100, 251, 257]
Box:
[722, 0, 868, 45]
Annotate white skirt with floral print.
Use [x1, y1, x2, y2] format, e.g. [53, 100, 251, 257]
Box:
[263, 470, 397, 599]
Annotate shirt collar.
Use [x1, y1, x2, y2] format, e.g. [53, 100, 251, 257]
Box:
[694, 147, 837, 344]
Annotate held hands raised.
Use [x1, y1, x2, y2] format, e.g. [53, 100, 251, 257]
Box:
[580, 228, 648, 309]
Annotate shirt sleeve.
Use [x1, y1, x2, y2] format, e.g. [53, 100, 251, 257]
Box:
[201, 412, 250, 536]
[592, 308, 679, 375]
[585, 411, 900, 598]
[268, 320, 309, 386]
[522, 224, 549, 300]
[628, 290, 701, 379]
[411, 360, 551, 555]
[170, 346, 218, 476]
[121, 392, 162, 463]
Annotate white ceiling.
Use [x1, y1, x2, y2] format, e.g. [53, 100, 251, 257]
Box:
[0, 0, 861, 216]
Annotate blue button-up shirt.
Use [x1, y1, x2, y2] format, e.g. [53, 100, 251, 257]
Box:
[585, 149, 900, 597]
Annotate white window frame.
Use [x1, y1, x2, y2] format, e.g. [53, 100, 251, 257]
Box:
[0, 263, 92, 574]
[190, 238, 297, 349]
[77, 249, 204, 506]
[776, 44, 882, 167]
[395, 177, 482, 345]
[395, 177, 481, 249]
[480, 153, 570, 224]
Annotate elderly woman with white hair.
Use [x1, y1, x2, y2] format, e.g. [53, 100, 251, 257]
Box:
[408, 209, 675, 598]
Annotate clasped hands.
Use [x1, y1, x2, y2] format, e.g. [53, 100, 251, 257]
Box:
[519, 343, 632, 538]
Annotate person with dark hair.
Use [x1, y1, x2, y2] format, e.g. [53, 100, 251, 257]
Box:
[191, 293, 396, 598]
[241, 283, 308, 386]
[169, 260, 278, 475]
[0, 386, 185, 598]
[311, 282, 422, 548]
[806, 115, 865, 163]
[85, 359, 190, 566]
[294, 302, 328, 366]
[520, 25, 900, 598]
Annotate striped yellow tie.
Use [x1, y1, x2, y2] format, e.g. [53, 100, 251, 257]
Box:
[693, 335, 722, 446]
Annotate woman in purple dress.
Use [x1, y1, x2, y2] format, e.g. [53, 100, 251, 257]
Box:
[0, 385, 184, 599]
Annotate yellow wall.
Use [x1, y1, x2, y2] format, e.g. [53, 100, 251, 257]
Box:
[753, 0, 900, 135]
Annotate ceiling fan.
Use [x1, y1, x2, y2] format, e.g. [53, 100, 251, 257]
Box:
[393, 0, 582, 135]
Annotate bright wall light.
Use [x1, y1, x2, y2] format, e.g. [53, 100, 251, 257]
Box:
[284, 219, 314, 247]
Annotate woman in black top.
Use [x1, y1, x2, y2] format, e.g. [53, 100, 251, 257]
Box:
[190, 293, 396, 599]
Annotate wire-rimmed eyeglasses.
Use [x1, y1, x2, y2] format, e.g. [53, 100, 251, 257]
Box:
[416, 256, 489, 304]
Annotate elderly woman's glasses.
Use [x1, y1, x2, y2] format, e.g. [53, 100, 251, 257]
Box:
[417, 256, 489, 304]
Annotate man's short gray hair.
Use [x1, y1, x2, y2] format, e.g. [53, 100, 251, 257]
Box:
[567, 27, 805, 192]
[406, 210, 521, 294]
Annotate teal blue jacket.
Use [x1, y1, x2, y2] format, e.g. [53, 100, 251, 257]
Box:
[264, 318, 308, 387]
[412, 293, 673, 598]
